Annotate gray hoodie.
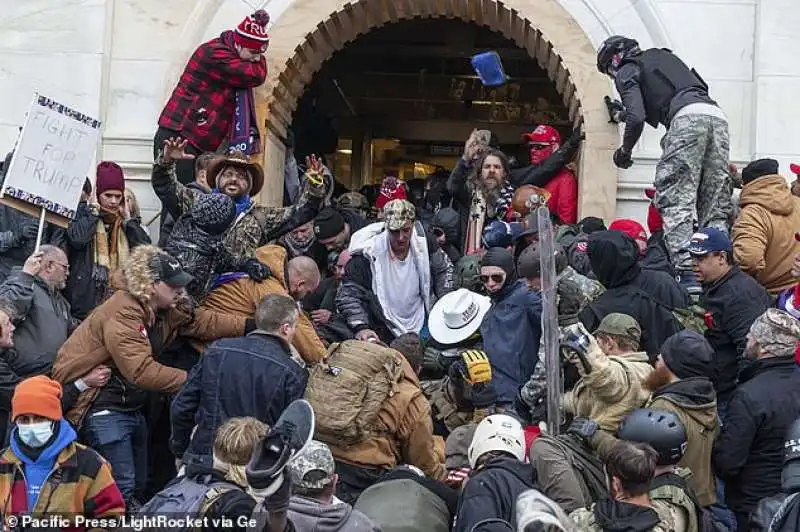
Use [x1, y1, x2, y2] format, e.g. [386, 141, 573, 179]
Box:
[288, 496, 381, 532]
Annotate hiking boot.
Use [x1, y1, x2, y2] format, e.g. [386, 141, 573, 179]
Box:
[246, 399, 315, 494]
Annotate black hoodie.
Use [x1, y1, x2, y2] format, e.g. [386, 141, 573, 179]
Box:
[591, 498, 662, 531]
[454, 457, 537, 532]
[431, 207, 462, 264]
[578, 231, 686, 357]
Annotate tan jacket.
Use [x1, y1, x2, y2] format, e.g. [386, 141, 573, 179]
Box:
[562, 349, 653, 433]
[329, 359, 447, 481]
[51, 290, 246, 426]
[733, 174, 800, 293]
[201, 245, 326, 364]
[648, 389, 720, 507]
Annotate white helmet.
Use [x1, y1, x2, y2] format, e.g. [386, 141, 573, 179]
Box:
[468, 414, 526, 469]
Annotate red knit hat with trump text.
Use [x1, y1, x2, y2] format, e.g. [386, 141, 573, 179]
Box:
[234, 10, 270, 51]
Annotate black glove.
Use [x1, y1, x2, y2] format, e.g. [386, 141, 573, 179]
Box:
[560, 325, 594, 375]
[567, 417, 599, 440]
[566, 129, 586, 147]
[604, 96, 626, 123]
[263, 473, 291, 513]
[613, 147, 633, 169]
[471, 381, 497, 410]
[242, 259, 271, 282]
[18, 224, 38, 243]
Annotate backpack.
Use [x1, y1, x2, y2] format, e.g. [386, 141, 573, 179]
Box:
[355, 479, 451, 532]
[635, 289, 709, 334]
[138, 474, 237, 529]
[305, 340, 404, 447]
[650, 472, 724, 532]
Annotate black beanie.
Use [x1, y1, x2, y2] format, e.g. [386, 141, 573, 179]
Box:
[660, 330, 714, 379]
[482, 247, 517, 284]
[579, 216, 606, 234]
[742, 158, 779, 185]
[314, 208, 346, 240]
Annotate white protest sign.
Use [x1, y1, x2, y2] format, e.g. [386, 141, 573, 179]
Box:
[1, 94, 101, 220]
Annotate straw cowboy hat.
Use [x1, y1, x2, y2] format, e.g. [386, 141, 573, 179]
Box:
[428, 288, 492, 345]
[207, 151, 265, 196]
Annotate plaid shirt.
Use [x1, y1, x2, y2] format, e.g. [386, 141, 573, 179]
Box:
[158, 31, 267, 152]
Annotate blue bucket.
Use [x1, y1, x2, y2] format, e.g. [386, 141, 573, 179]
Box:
[471, 51, 509, 87]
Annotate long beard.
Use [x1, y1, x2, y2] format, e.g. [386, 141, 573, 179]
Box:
[473, 178, 503, 207]
[644, 364, 673, 392]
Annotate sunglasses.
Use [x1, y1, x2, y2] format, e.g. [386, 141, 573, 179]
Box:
[528, 142, 552, 150]
[480, 273, 506, 284]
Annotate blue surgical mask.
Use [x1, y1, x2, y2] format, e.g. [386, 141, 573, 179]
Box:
[18, 421, 54, 448]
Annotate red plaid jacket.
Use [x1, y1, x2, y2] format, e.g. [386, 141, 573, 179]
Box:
[158, 31, 267, 152]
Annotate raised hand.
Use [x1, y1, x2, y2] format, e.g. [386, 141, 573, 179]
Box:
[162, 138, 196, 164]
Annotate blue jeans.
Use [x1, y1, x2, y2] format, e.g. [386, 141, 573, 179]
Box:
[82, 410, 148, 503]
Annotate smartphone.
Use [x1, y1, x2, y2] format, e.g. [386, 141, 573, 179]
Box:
[474, 130, 492, 150]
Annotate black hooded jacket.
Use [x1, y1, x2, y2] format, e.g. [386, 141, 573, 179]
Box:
[579, 231, 687, 356]
[454, 457, 537, 532]
[713, 357, 800, 514]
[590, 497, 662, 531]
[431, 207, 462, 264]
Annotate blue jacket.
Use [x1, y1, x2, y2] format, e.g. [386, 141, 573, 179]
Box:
[480, 280, 542, 404]
[10, 420, 77, 511]
[170, 332, 308, 466]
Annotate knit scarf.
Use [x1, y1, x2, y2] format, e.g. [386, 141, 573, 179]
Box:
[94, 207, 129, 274]
[223, 33, 262, 156]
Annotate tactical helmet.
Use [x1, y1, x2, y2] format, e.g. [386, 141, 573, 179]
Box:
[597, 35, 640, 74]
[455, 255, 484, 293]
[617, 408, 687, 466]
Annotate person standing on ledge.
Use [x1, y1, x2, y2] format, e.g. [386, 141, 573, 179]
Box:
[154, 10, 270, 184]
[597, 35, 734, 295]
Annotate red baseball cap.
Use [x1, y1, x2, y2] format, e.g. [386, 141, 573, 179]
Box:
[790, 163, 800, 176]
[523, 125, 561, 145]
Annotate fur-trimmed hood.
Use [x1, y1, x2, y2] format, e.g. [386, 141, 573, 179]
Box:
[121, 245, 162, 302]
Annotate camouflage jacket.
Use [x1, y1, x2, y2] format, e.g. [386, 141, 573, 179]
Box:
[151, 156, 327, 261]
[420, 379, 473, 433]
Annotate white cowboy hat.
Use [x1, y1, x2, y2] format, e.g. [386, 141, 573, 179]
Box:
[428, 288, 491, 345]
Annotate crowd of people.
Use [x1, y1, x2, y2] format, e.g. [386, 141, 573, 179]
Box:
[0, 10, 798, 532]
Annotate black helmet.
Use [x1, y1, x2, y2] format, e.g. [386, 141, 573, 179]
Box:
[597, 35, 640, 74]
[617, 408, 687, 466]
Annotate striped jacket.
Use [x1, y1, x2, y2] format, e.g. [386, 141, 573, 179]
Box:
[0, 441, 124, 525]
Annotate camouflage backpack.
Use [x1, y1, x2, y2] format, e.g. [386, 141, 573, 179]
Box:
[305, 340, 404, 447]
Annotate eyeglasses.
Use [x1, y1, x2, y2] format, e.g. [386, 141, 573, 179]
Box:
[480, 273, 506, 284]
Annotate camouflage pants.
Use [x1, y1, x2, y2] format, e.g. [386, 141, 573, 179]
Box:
[653, 113, 734, 270]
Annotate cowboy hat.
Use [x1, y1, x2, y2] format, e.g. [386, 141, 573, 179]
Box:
[512, 185, 552, 218]
[428, 288, 492, 345]
[207, 151, 265, 196]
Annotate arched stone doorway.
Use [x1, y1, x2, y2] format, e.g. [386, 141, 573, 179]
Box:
[255, 0, 618, 219]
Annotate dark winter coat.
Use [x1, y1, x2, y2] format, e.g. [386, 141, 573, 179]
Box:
[454, 457, 537, 532]
[0, 271, 73, 407]
[699, 265, 772, 401]
[0, 205, 64, 282]
[480, 280, 542, 404]
[579, 231, 687, 357]
[63, 202, 151, 320]
[713, 357, 800, 514]
[170, 332, 308, 466]
[164, 193, 254, 301]
[157, 181, 209, 247]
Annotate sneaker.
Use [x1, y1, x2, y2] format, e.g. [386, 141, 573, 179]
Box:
[246, 399, 315, 494]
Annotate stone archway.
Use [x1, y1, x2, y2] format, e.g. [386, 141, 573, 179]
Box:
[255, 0, 618, 219]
